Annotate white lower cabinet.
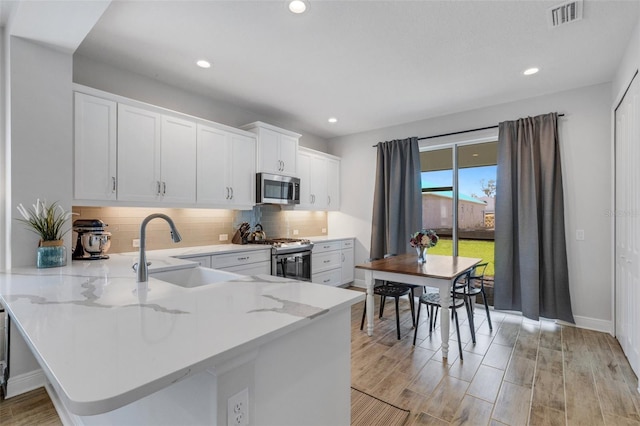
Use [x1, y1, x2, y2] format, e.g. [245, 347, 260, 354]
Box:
[178, 250, 270, 276]
[340, 239, 355, 284]
[312, 239, 354, 286]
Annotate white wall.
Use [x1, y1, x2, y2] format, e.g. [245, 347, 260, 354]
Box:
[614, 19, 640, 102]
[10, 37, 73, 267]
[328, 83, 614, 332]
[73, 55, 329, 152]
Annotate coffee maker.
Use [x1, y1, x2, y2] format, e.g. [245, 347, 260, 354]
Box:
[72, 219, 112, 260]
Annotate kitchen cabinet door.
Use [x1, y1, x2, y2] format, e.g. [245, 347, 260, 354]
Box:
[326, 157, 340, 211]
[257, 127, 282, 174]
[297, 150, 313, 209]
[228, 133, 256, 207]
[341, 239, 355, 284]
[297, 148, 331, 210]
[310, 155, 328, 210]
[278, 133, 298, 176]
[197, 124, 230, 205]
[242, 122, 300, 176]
[197, 125, 256, 208]
[160, 115, 197, 204]
[74, 93, 117, 201]
[117, 104, 161, 202]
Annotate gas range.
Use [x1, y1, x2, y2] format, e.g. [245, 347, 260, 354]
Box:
[248, 237, 314, 254]
[247, 237, 313, 281]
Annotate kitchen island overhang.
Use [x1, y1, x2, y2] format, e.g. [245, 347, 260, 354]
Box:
[0, 255, 363, 424]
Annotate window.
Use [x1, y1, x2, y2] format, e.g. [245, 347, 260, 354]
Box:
[420, 141, 497, 278]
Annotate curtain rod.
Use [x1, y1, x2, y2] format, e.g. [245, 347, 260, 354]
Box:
[372, 113, 565, 146]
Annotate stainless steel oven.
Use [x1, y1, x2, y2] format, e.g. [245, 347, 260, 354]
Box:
[247, 238, 313, 281]
[272, 247, 312, 281]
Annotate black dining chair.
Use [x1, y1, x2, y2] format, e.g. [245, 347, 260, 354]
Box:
[412, 269, 473, 360]
[454, 262, 492, 331]
[360, 281, 415, 340]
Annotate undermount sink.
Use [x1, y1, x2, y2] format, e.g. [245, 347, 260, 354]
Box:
[150, 266, 241, 288]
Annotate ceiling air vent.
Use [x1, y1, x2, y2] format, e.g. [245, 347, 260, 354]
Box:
[548, 0, 583, 28]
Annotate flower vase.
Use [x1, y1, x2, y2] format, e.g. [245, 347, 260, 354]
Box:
[37, 239, 67, 268]
[416, 246, 428, 264]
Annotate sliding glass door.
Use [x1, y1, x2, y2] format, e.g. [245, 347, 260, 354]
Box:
[420, 141, 497, 280]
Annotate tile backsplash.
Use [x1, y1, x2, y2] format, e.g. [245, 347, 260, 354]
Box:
[72, 205, 328, 254]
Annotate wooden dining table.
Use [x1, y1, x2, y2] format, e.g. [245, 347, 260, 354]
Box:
[356, 253, 482, 358]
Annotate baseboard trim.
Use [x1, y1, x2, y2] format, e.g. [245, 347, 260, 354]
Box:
[569, 315, 613, 335]
[4, 368, 46, 398]
[351, 280, 614, 335]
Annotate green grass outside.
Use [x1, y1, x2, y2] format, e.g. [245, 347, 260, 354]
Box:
[427, 238, 495, 277]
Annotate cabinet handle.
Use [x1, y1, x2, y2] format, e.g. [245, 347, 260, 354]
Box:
[156, 181, 161, 195]
[281, 160, 285, 171]
[226, 187, 230, 199]
[328, 196, 331, 205]
[230, 187, 234, 199]
[323, 279, 330, 283]
[111, 177, 116, 193]
[323, 259, 330, 263]
[342, 253, 345, 262]
[162, 181, 167, 195]
[237, 256, 249, 261]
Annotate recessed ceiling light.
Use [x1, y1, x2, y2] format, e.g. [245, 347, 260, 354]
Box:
[523, 67, 539, 76]
[289, 0, 307, 14]
[196, 60, 211, 69]
[472, 153, 479, 157]
[328, 117, 338, 123]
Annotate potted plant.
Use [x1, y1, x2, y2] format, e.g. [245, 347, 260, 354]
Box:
[16, 199, 75, 268]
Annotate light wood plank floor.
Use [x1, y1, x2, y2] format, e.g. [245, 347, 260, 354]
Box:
[350, 289, 640, 426]
[2, 291, 639, 426]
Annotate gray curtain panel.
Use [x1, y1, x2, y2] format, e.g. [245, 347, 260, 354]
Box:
[494, 112, 574, 323]
[370, 137, 422, 261]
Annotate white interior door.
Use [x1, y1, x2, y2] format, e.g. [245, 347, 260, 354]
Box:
[615, 73, 640, 378]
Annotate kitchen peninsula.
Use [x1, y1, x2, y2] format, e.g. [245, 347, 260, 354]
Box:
[0, 254, 362, 425]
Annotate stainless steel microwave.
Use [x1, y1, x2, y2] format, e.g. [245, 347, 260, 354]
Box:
[256, 173, 300, 205]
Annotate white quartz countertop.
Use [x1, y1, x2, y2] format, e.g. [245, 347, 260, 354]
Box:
[0, 254, 363, 415]
[307, 235, 355, 243]
[120, 243, 271, 259]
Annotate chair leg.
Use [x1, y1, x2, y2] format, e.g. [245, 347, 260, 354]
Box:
[394, 297, 401, 340]
[481, 289, 493, 330]
[360, 301, 366, 331]
[413, 301, 422, 345]
[379, 295, 386, 318]
[433, 306, 439, 326]
[453, 307, 463, 361]
[464, 297, 476, 344]
[408, 290, 416, 327]
[429, 305, 435, 333]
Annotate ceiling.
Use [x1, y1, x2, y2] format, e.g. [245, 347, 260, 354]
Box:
[57, 1, 640, 139]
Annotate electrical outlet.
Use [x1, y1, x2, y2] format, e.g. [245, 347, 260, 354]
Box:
[293, 229, 299, 235]
[219, 234, 228, 241]
[227, 388, 249, 426]
[132, 239, 140, 248]
[576, 229, 585, 241]
[321, 228, 327, 234]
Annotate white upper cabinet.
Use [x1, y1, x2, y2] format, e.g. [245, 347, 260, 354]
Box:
[297, 147, 340, 211]
[197, 124, 256, 208]
[160, 115, 197, 204]
[241, 122, 300, 176]
[117, 104, 162, 202]
[326, 157, 340, 211]
[117, 105, 197, 204]
[74, 92, 117, 201]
